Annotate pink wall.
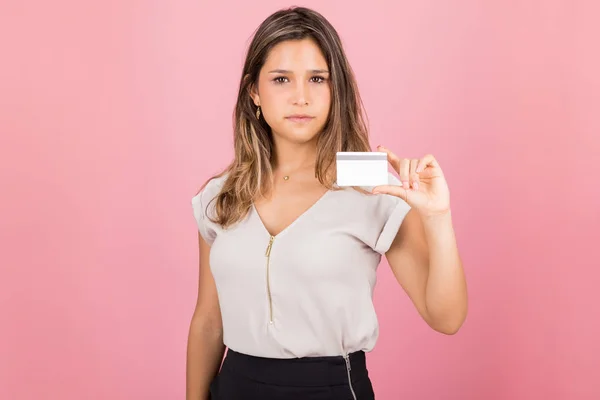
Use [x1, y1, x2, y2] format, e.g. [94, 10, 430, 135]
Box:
[1, 1, 598, 399]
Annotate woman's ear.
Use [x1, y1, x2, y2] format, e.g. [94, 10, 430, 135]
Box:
[250, 87, 260, 107]
[246, 75, 260, 106]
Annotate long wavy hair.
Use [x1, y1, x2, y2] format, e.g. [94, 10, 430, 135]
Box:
[201, 6, 372, 229]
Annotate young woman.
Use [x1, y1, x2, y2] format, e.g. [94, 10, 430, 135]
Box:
[186, 6, 468, 400]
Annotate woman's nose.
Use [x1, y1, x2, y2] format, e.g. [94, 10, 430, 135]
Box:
[292, 82, 309, 105]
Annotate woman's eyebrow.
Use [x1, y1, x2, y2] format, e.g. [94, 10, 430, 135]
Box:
[267, 69, 330, 74]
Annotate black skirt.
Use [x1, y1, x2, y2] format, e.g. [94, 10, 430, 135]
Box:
[209, 348, 375, 399]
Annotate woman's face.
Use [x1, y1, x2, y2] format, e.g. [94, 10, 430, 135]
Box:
[251, 38, 331, 145]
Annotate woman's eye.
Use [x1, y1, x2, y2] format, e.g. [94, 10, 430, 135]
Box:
[273, 76, 326, 84]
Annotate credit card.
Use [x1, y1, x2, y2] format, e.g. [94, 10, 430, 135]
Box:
[336, 152, 389, 187]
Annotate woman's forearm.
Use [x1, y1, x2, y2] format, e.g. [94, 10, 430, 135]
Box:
[186, 316, 225, 400]
[422, 211, 468, 334]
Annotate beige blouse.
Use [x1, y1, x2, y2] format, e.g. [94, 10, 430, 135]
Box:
[191, 172, 411, 359]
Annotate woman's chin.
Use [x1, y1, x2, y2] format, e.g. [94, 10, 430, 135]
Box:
[279, 134, 319, 145]
[272, 125, 321, 144]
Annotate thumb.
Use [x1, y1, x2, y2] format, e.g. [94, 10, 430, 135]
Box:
[372, 184, 410, 202]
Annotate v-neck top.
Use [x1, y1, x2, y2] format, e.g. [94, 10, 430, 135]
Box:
[191, 172, 411, 359]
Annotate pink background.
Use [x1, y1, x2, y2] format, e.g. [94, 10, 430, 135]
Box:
[1, 1, 599, 399]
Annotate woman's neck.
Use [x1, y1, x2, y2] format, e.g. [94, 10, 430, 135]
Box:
[271, 138, 318, 176]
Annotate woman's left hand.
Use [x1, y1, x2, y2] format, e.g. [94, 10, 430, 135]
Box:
[372, 145, 451, 217]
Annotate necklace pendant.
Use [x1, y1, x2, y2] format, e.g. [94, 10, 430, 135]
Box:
[283, 176, 289, 181]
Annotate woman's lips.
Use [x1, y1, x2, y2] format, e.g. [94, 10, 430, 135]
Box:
[285, 115, 315, 123]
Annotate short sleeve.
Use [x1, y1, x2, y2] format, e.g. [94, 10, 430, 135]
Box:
[371, 173, 412, 255]
[191, 179, 221, 246]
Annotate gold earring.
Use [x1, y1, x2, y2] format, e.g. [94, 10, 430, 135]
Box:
[256, 106, 261, 119]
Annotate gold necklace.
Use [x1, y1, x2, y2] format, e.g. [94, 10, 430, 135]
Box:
[281, 164, 314, 181]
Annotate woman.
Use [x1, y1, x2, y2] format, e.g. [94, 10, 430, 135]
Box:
[186, 6, 468, 400]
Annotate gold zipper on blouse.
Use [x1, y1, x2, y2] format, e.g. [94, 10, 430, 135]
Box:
[265, 235, 275, 324]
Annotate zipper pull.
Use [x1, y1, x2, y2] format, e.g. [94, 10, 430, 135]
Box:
[344, 354, 352, 371]
[265, 236, 275, 257]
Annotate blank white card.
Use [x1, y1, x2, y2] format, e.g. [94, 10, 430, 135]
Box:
[336, 152, 389, 187]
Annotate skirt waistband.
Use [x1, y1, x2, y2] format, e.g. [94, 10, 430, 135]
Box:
[221, 349, 369, 387]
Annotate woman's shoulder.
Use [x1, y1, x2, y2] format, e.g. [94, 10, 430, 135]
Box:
[346, 172, 411, 254]
[195, 172, 228, 198]
[191, 172, 229, 243]
[191, 171, 229, 216]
